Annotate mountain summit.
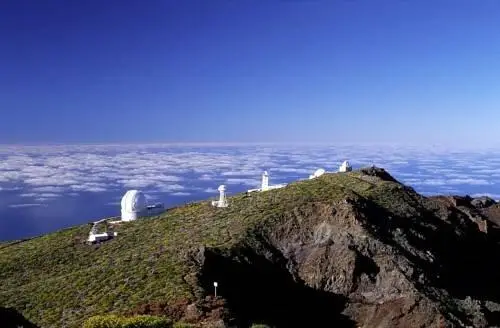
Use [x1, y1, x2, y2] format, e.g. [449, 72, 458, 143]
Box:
[2, 167, 500, 327]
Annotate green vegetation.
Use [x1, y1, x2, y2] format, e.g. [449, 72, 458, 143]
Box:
[83, 314, 171, 328]
[0, 169, 408, 327]
[172, 323, 199, 328]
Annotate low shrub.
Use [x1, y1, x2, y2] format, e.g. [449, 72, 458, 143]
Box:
[250, 324, 271, 328]
[172, 323, 199, 328]
[122, 315, 171, 328]
[83, 315, 122, 328]
[83, 314, 172, 328]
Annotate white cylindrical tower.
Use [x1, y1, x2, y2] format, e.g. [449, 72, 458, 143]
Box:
[120, 190, 147, 221]
[261, 171, 269, 191]
[217, 184, 227, 207]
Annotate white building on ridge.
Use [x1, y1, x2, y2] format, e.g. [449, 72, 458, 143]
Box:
[339, 160, 352, 173]
[248, 171, 286, 193]
[309, 168, 326, 179]
[120, 190, 147, 221]
[212, 185, 228, 208]
[88, 231, 118, 243]
[87, 218, 118, 243]
[261, 171, 269, 191]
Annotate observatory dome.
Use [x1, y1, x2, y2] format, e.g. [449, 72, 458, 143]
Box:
[121, 190, 147, 221]
[314, 168, 326, 177]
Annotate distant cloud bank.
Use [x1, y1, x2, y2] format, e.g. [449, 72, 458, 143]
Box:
[0, 143, 500, 203]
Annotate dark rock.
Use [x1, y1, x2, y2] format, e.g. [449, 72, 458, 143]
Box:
[472, 196, 496, 209]
[0, 307, 38, 328]
[359, 166, 400, 183]
[184, 303, 203, 323]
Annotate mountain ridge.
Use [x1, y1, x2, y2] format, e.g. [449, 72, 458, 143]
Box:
[2, 167, 500, 327]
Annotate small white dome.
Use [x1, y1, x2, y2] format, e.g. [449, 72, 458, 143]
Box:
[218, 185, 226, 192]
[314, 168, 326, 177]
[121, 190, 147, 221]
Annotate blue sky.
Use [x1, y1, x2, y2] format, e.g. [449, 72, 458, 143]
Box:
[1, 1, 500, 144]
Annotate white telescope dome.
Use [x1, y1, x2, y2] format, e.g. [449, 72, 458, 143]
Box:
[314, 168, 326, 177]
[218, 185, 226, 192]
[121, 190, 147, 221]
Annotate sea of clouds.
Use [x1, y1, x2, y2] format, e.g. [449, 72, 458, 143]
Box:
[1, 143, 500, 240]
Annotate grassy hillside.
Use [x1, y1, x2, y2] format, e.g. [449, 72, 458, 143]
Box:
[0, 169, 413, 327]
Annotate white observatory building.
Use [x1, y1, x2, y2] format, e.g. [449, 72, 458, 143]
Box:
[309, 168, 326, 179]
[85, 189, 165, 244]
[211, 185, 228, 208]
[339, 160, 353, 173]
[248, 171, 286, 193]
[121, 190, 147, 221]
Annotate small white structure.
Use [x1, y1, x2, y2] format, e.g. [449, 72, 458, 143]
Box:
[309, 168, 326, 179]
[339, 160, 352, 173]
[147, 203, 165, 215]
[211, 185, 228, 208]
[87, 220, 118, 243]
[248, 171, 286, 193]
[145, 204, 165, 219]
[121, 190, 147, 221]
[88, 231, 118, 243]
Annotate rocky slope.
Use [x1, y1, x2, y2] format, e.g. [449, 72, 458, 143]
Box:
[2, 167, 500, 327]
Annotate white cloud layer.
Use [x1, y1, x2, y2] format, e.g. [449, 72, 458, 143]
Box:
[470, 193, 500, 201]
[0, 143, 499, 203]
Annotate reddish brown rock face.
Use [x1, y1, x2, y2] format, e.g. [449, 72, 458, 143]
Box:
[189, 182, 500, 327]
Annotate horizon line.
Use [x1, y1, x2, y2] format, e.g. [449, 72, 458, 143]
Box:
[0, 141, 499, 151]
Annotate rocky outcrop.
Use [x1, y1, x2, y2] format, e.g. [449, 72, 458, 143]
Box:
[188, 173, 500, 327]
[472, 196, 497, 209]
[359, 166, 401, 184]
[430, 195, 493, 234]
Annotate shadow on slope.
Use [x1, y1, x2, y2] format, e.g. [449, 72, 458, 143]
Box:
[0, 307, 39, 328]
[198, 246, 356, 328]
